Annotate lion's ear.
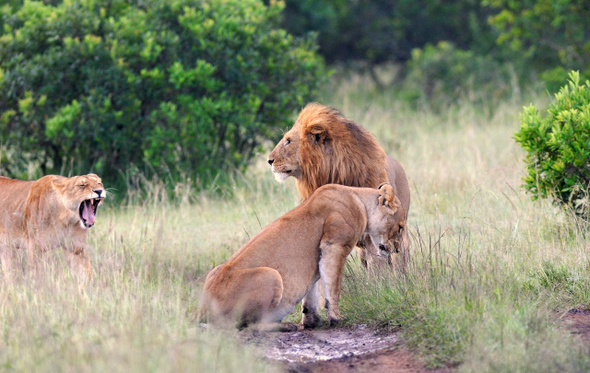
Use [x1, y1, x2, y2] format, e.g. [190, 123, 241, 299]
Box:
[378, 184, 398, 215]
[307, 124, 328, 144]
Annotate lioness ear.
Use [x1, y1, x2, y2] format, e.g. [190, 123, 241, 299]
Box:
[307, 124, 328, 144]
[51, 176, 66, 187]
[378, 184, 398, 214]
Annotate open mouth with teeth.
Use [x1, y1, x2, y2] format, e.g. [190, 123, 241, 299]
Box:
[79, 198, 103, 228]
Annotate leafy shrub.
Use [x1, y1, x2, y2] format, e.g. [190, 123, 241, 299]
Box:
[279, 0, 497, 67]
[486, 0, 590, 91]
[0, 0, 326, 186]
[514, 71, 590, 218]
[402, 42, 517, 108]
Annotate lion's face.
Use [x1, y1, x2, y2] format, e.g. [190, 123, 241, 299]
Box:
[53, 174, 105, 229]
[267, 124, 302, 182]
[363, 184, 405, 258]
[268, 103, 391, 202]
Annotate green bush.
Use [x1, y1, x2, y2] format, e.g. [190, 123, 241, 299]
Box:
[279, 0, 497, 67]
[402, 42, 517, 108]
[486, 0, 590, 91]
[514, 71, 590, 218]
[0, 0, 325, 186]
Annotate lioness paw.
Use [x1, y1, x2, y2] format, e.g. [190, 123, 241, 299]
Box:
[302, 312, 321, 329]
[328, 316, 344, 327]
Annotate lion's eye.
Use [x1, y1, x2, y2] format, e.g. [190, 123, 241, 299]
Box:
[78, 184, 87, 188]
[285, 139, 291, 146]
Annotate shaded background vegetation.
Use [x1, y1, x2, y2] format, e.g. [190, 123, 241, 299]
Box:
[0, 0, 326, 189]
[1, 0, 589, 203]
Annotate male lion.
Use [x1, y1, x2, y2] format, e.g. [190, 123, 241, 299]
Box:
[0, 174, 105, 282]
[267, 102, 411, 268]
[199, 184, 404, 330]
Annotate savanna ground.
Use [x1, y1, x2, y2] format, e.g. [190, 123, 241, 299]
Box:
[2, 72, 590, 372]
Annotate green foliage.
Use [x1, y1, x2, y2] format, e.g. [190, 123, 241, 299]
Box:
[279, 0, 497, 66]
[485, 0, 590, 90]
[403, 41, 518, 108]
[514, 71, 590, 218]
[0, 0, 326, 185]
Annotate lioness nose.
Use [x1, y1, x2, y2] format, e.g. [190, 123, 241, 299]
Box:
[95, 189, 103, 197]
[268, 158, 274, 166]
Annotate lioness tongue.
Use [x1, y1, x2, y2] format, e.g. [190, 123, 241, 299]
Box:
[82, 200, 96, 225]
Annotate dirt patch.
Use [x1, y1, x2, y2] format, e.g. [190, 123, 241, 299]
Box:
[282, 347, 454, 373]
[559, 308, 590, 343]
[241, 325, 453, 373]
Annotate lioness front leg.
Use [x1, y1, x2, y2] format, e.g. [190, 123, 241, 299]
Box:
[25, 239, 41, 277]
[318, 243, 350, 326]
[390, 228, 410, 273]
[64, 246, 92, 284]
[301, 280, 321, 328]
[0, 243, 14, 279]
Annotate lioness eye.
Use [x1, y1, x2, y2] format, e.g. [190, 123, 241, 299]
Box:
[285, 139, 291, 145]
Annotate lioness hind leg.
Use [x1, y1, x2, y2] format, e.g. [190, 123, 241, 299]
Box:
[206, 267, 285, 327]
[301, 280, 321, 328]
[253, 322, 299, 332]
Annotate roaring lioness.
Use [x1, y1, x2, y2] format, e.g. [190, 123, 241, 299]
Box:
[199, 183, 404, 330]
[0, 174, 105, 282]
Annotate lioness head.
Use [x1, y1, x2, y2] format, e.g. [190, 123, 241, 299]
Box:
[363, 183, 406, 258]
[52, 174, 105, 229]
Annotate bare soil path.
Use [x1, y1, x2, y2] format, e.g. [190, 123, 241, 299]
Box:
[561, 308, 590, 343]
[241, 325, 453, 373]
[237, 307, 590, 373]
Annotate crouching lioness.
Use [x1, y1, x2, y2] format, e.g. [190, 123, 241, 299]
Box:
[199, 183, 404, 330]
[0, 174, 105, 282]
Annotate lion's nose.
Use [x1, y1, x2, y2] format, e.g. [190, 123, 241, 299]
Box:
[95, 189, 103, 198]
[268, 158, 274, 166]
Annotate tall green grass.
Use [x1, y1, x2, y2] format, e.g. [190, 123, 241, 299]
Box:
[2, 72, 589, 371]
[0, 174, 295, 371]
[328, 73, 590, 370]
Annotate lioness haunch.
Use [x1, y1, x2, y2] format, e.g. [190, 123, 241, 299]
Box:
[0, 174, 105, 282]
[199, 183, 404, 330]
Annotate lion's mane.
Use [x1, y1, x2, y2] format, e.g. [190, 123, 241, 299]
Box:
[296, 103, 389, 200]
